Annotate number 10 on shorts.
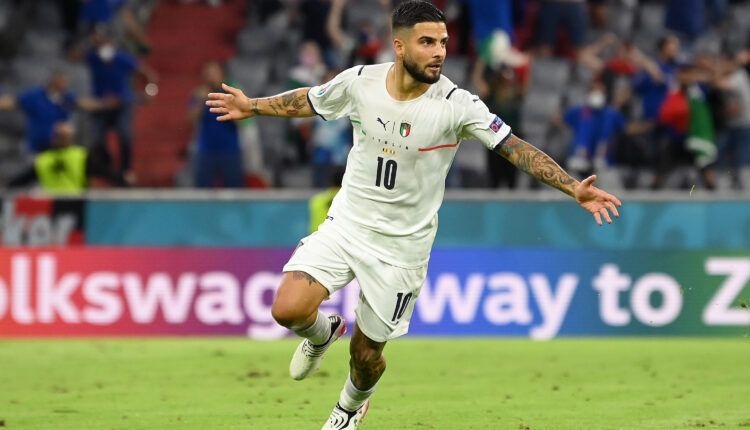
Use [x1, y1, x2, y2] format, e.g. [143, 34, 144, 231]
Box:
[392, 292, 413, 322]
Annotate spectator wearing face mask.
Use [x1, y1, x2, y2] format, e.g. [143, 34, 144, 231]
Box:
[563, 80, 626, 178]
[86, 28, 158, 178]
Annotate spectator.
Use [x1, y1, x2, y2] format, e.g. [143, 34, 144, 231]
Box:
[288, 41, 328, 88]
[535, 0, 589, 58]
[472, 60, 523, 188]
[188, 61, 244, 188]
[715, 53, 750, 189]
[80, 0, 152, 55]
[632, 35, 683, 122]
[664, 0, 706, 45]
[562, 80, 626, 179]
[287, 43, 329, 166]
[308, 72, 351, 188]
[0, 70, 115, 154]
[86, 29, 157, 176]
[327, 0, 389, 67]
[464, 0, 514, 60]
[297, 0, 338, 68]
[6, 121, 128, 194]
[654, 63, 717, 189]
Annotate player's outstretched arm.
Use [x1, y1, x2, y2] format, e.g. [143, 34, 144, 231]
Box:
[494, 133, 622, 225]
[205, 83, 316, 121]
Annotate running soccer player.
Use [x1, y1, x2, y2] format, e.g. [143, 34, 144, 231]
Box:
[206, 2, 621, 428]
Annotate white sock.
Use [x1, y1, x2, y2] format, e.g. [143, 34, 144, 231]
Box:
[293, 311, 332, 345]
[338, 373, 376, 412]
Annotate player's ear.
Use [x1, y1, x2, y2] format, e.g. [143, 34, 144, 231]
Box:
[393, 37, 405, 60]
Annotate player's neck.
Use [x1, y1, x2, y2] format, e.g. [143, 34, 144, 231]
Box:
[387, 63, 430, 101]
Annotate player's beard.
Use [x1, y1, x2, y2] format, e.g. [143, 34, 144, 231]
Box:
[403, 54, 441, 84]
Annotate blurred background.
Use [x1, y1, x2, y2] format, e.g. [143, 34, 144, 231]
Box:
[0, 0, 749, 191]
[0, 0, 749, 339]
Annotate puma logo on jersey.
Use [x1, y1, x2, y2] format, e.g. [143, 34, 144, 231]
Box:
[377, 117, 390, 130]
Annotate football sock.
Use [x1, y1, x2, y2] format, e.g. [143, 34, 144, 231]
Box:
[294, 311, 332, 346]
[339, 373, 375, 412]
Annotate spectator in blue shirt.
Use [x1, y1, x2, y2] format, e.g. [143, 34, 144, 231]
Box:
[86, 29, 157, 176]
[632, 35, 682, 122]
[0, 71, 115, 154]
[563, 80, 626, 178]
[80, 0, 151, 55]
[188, 61, 244, 188]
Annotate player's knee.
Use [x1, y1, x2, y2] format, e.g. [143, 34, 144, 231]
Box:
[271, 301, 302, 329]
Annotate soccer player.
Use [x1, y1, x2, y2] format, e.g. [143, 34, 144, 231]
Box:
[206, 2, 621, 428]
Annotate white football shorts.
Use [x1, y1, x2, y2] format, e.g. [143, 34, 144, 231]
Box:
[282, 219, 427, 342]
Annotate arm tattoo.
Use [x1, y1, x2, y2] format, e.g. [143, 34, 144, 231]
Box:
[494, 134, 577, 196]
[250, 99, 261, 116]
[254, 88, 314, 117]
[291, 271, 321, 287]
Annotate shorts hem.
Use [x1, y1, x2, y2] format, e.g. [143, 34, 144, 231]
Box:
[353, 318, 390, 343]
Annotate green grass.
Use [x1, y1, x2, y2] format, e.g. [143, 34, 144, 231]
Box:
[1, 338, 749, 430]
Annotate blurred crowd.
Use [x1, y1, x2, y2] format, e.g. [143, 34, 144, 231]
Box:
[1, 0, 749, 193]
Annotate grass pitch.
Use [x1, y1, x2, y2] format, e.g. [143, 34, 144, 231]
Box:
[1, 338, 749, 430]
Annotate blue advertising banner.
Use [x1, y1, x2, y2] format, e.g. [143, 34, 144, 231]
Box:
[84, 199, 750, 250]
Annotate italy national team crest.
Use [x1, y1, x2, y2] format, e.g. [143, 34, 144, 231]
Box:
[399, 122, 411, 137]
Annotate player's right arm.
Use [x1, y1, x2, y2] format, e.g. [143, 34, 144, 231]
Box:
[205, 84, 316, 121]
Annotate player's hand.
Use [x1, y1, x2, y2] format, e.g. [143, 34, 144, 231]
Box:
[205, 83, 253, 121]
[574, 175, 622, 226]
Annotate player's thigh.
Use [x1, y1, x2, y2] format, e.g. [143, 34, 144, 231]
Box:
[273, 272, 330, 320]
[352, 258, 427, 342]
[278, 228, 355, 314]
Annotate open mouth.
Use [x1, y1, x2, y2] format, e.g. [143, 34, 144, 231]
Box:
[428, 64, 442, 72]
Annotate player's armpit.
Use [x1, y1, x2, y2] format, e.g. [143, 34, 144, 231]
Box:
[493, 133, 577, 196]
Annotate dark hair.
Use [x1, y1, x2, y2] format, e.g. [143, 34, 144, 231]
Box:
[392, 0, 445, 31]
[656, 34, 677, 52]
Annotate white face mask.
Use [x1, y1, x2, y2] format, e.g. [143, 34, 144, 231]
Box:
[587, 90, 605, 109]
[98, 44, 115, 62]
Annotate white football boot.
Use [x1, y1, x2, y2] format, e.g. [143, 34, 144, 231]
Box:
[321, 400, 370, 430]
[289, 315, 346, 380]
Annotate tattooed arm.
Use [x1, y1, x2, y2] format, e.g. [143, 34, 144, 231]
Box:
[494, 133, 622, 225]
[494, 133, 578, 197]
[205, 84, 315, 121]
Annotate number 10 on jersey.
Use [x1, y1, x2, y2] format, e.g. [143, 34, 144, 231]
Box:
[375, 156, 397, 190]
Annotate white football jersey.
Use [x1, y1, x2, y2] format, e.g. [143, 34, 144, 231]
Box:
[307, 62, 512, 268]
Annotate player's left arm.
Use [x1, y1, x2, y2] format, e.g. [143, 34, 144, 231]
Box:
[494, 133, 622, 225]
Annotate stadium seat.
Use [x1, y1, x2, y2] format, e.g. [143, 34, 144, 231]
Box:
[521, 91, 562, 123]
[22, 28, 64, 58]
[227, 57, 271, 97]
[442, 56, 469, 89]
[236, 27, 275, 57]
[11, 56, 55, 88]
[530, 58, 570, 92]
[636, 3, 665, 34]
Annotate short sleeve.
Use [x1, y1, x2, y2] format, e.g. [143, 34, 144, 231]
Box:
[307, 66, 360, 121]
[455, 90, 512, 150]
